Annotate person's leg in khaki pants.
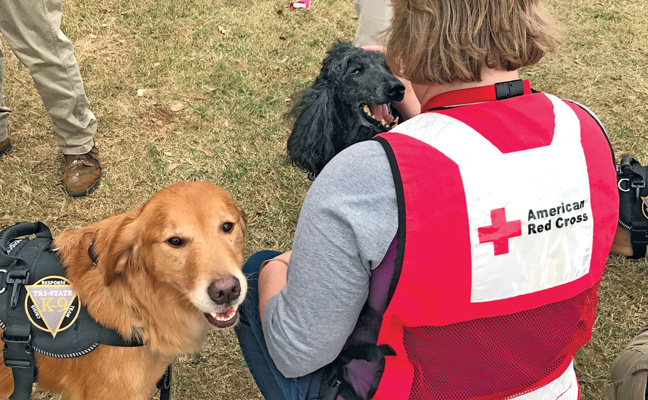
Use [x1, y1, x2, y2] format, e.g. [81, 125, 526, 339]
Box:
[607, 325, 648, 399]
[353, 0, 393, 48]
[0, 0, 101, 196]
[0, 44, 11, 155]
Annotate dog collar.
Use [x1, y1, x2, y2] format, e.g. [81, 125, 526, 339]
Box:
[421, 79, 532, 112]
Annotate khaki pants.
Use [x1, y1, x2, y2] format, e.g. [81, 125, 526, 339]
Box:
[607, 324, 648, 400]
[353, 0, 393, 48]
[0, 0, 96, 155]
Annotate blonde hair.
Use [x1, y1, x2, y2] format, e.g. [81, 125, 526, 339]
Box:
[385, 0, 560, 84]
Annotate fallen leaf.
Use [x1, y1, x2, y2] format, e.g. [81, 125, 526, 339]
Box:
[170, 101, 186, 112]
[137, 89, 145, 96]
[166, 163, 180, 174]
[1, 214, 11, 220]
[203, 148, 215, 157]
[153, 62, 161, 68]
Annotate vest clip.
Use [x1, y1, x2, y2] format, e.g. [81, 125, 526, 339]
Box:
[6, 270, 30, 309]
[2, 326, 33, 369]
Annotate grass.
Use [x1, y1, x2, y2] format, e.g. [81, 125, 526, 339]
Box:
[0, 0, 647, 398]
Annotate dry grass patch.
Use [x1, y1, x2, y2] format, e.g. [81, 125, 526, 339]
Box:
[0, 0, 646, 398]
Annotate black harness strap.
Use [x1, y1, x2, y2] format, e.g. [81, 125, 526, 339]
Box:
[0, 222, 51, 400]
[631, 198, 648, 259]
[157, 365, 172, 400]
[3, 325, 35, 400]
[617, 157, 648, 259]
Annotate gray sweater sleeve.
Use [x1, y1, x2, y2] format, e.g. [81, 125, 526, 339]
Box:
[262, 140, 398, 378]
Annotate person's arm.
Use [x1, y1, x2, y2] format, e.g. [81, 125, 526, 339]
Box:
[259, 251, 290, 319]
[261, 141, 398, 378]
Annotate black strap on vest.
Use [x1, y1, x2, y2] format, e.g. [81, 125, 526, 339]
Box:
[157, 364, 172, 400]
[617, 156, 648, 258]
[0, 222, 51, 400]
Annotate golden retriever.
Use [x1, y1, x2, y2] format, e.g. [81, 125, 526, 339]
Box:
[0, 181, 247, 399]
[610, 225, 647, 258]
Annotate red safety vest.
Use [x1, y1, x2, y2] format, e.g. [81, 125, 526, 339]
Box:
[367, 83, 618, 399]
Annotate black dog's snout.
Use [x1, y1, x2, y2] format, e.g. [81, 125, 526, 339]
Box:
[208, 276, 241, 305]
[388, 81, 406, 100]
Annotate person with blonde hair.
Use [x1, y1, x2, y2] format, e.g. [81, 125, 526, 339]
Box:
[235, 1, 619, 399]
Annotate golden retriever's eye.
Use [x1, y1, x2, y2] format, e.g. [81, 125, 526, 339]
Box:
[167, 237, 184, 247]
[222, 222, 234, 233]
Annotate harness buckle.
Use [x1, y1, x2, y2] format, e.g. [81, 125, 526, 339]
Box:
[2, 329, 33, 369]
[6, 269, 30, 309]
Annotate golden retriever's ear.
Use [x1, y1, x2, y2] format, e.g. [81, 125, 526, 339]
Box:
[96, 206, 143, 286]
[238, 205, 247, 235]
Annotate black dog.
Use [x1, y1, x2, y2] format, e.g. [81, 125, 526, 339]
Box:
[287, 42, 405, 179]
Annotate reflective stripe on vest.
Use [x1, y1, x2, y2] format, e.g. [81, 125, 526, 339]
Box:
[372, 93, 618, 400]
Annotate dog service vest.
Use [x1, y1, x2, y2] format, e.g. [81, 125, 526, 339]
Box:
[0, 222, 153, 400]
[334, 82, 618, 400]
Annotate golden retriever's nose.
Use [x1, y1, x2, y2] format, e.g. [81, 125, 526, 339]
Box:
[208, 276, 241, 305]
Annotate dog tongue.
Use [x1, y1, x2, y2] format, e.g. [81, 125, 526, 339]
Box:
[370, 104, 394, 124]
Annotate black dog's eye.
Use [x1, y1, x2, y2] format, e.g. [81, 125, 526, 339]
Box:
[351, 66, 363, 75]
[222, 222, 234, 233]
[167, 237, 184, 248]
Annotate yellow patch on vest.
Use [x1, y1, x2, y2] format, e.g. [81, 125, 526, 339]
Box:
[25, 276, 80, 338]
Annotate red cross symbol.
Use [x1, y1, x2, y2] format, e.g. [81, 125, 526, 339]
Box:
[478, 208, 522, 256]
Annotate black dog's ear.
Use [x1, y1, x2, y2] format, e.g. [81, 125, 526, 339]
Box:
[287, 74, 339, 177]
[320, 41, 354, 80]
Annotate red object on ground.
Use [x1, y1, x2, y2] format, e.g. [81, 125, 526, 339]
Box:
[289, 0, 310, 9]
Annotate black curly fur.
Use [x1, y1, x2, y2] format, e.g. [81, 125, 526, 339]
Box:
[287, 42, 405, 179]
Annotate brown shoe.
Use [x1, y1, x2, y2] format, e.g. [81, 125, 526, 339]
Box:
[0, 138, 11, 156]
[63, 146, 102, 197]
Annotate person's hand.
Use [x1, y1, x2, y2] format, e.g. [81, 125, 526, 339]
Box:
[259, 251, 292, 319]
[362, 45, 386, 53]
